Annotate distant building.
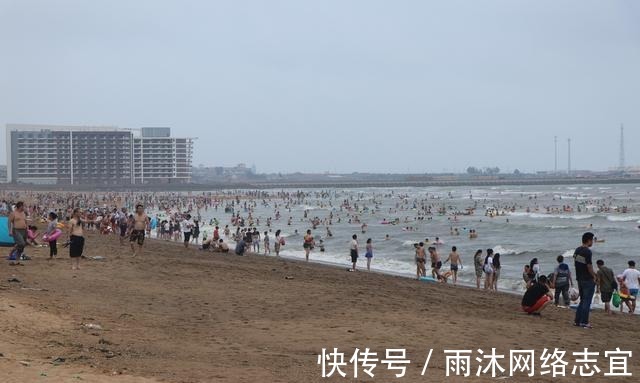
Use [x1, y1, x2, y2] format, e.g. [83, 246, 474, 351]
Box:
[133, 127, 193, 184]
[5, 124, 193, 185]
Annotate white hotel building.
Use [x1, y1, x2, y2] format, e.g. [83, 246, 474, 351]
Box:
[6, 124, 194, 185]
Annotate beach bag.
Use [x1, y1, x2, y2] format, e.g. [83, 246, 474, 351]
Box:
[612, 291, 621, 308]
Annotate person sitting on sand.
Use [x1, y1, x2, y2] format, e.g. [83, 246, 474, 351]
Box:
[201, 237, 214, 251]
[437, 270, 454, 284]
[27, 225, 40, 246]
[217, 239, 229, 253]
[521, 275, 553, 316]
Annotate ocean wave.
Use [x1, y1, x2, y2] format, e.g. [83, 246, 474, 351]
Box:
[492, 245, 522, 255]
[508, 212, 594, 220]
[606, 215, 640, 222]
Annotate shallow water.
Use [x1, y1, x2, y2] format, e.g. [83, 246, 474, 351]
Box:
[154, 183, 640, 294]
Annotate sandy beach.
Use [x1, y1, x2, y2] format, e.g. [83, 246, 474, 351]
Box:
[1, 232, 638, 383]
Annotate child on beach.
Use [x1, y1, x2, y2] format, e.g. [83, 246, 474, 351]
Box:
[27, 225, 40, 246]
[45, 212, 58, 259]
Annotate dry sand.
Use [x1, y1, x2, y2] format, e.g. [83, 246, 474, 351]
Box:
[1, 232, 638, 382]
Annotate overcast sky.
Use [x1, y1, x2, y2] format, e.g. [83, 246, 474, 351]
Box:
[1, 0, 639, 173]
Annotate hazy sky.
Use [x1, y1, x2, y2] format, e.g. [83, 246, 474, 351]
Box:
[1, 0, 639, 173]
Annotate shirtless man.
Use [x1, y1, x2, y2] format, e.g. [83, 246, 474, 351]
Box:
[9, 201, 28, 264]
[429, 246, 442, 280]
[129, 204, 150, 257]
[68, 208, 85, 271]
[444, 246, 463, 285]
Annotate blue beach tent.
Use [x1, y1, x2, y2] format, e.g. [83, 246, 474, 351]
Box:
[0, 217, 15, 246]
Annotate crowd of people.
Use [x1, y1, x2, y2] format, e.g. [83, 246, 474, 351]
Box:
[3, 189, 640, 330]
[519, 232, 640, 329]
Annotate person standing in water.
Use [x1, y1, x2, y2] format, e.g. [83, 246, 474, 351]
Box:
[68, 208, 85, 271]
[303, 229, 314, 261]
[473, 249, 484, 289]
[365, 238, 373, 271]
[274, 229, 283, 256]
[349, 234, 359, 272]
[130, 204, 150, 257]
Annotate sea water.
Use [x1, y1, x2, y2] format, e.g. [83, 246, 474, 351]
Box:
[154, 183, 640, 295]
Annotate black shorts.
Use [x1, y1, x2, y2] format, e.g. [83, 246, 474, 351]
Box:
[451, 264, 459, 272]
[70, 235, 85, 258]
[130, 230, 145, 246]
[601, 291, 613, 303]
[120, 225, 128, 237]
[183, 232, 192, 243]
[303, 243, 312, 249]
[432, 261, 442, 270]
[350, 249, 358, 263]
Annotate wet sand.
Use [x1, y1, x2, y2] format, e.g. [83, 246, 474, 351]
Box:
[1, 233, 638, 382]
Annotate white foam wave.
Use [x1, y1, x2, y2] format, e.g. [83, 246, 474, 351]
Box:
[606, 215, 640, 222]
[508, 212, 594, 220]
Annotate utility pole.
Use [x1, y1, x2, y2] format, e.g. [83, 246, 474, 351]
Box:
[567, 138, 571, 175]
[554, 136, 558, 174]
[620, 124, 625, 171]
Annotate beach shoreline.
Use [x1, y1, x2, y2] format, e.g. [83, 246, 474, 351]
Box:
[1, 231, 638, 382]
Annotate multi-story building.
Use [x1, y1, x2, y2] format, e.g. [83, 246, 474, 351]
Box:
[132, 127, 193, 184]
[5, 124, 193, 185]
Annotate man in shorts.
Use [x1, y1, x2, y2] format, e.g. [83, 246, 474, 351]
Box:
[8, 201, 28, 264]
[129, 204, 150, 257]
[428, 247, 442, 280]
[596, 259, 616, 315]
[349, 234, 358, 272]
[621, 260, 640, 314]
[444, 246, 463, 285]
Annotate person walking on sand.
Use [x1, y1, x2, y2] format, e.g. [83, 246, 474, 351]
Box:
[474, 249, 484, 289]
[573, 232, 596, 329]
[364, 238, 373, 271]
[68, 208, 85, 271]
[552, 255, 573, 307]
[8, 201, 28, 265]
[130, 204, 150, 257]
[181, 214, 194, 249]
[349, 234, 359, 272]
[444, 246, 462, 285]
[620, 260, 640, 314]
[596, 259, 616, 315]
[45, 212, 59, 259]
[303, 229, 314, 261]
